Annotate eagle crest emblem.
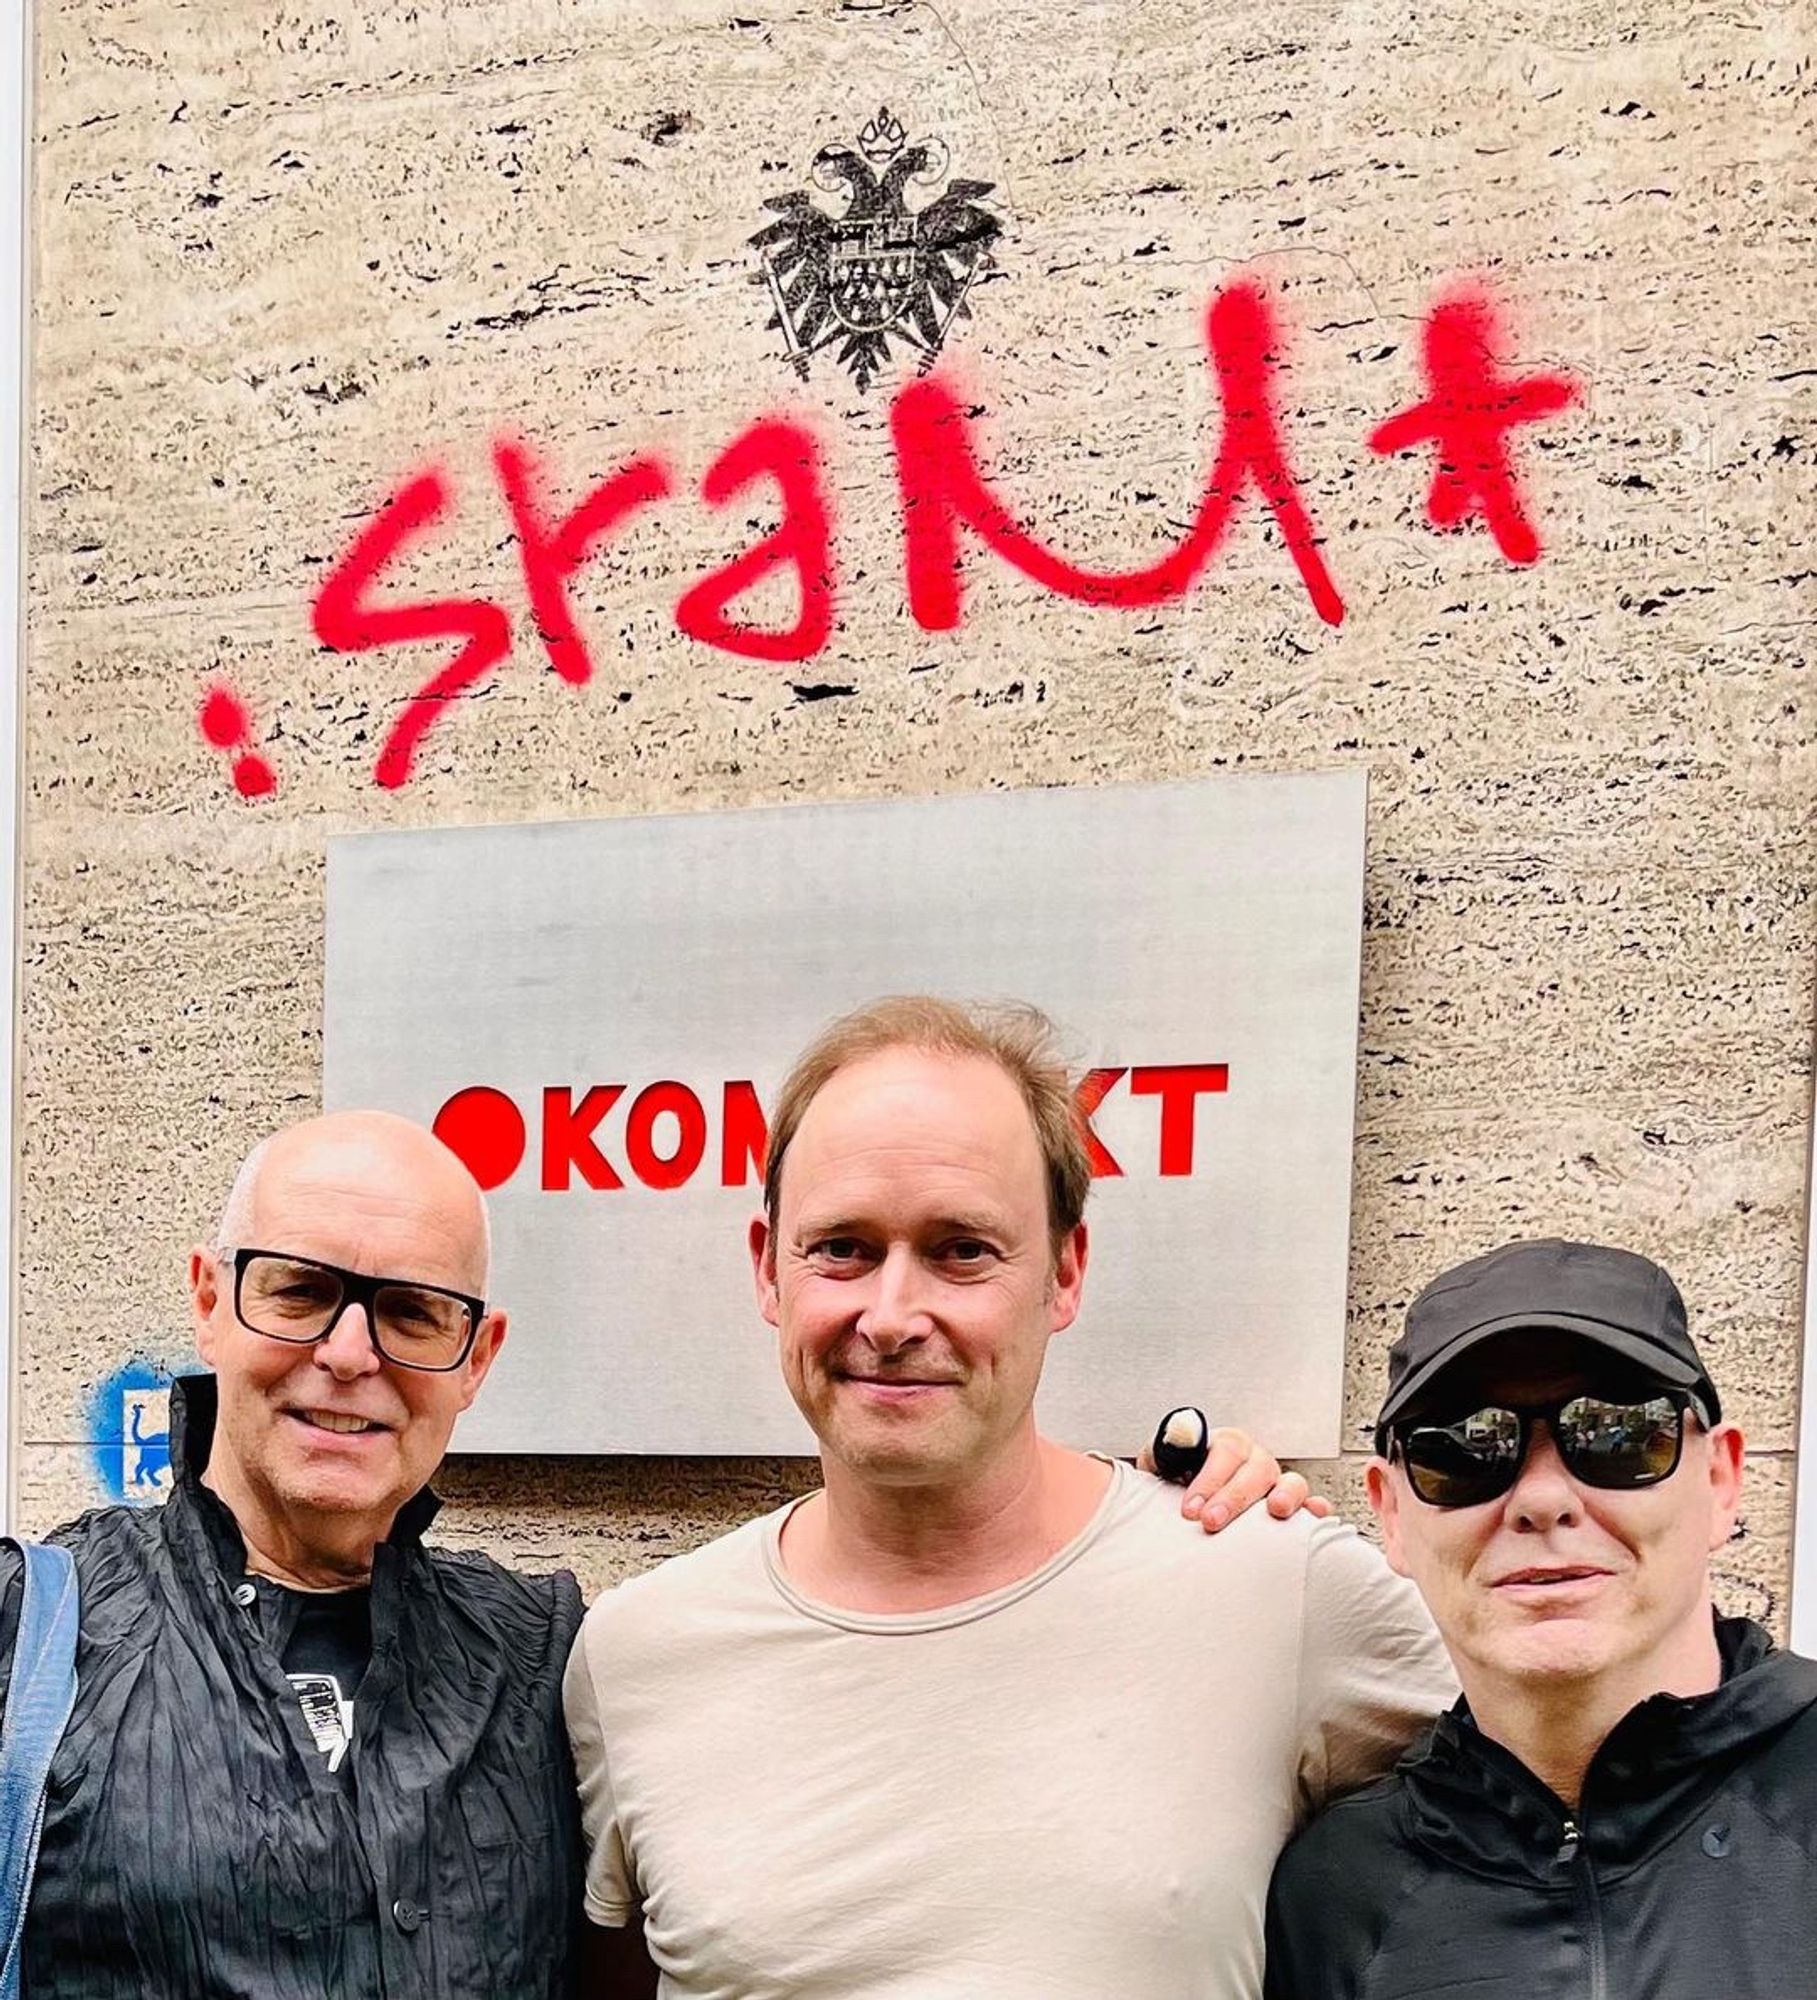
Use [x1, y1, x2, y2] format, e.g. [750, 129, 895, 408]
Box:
[752, 108, 1001, 392]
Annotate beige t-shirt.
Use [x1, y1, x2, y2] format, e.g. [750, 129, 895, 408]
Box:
[564, 1461, 1454, 1999]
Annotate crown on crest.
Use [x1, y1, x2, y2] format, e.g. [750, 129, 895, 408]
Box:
[857, 106, 908, 163]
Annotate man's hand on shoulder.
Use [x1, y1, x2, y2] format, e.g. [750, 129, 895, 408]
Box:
[1138, 1406, 1335, 1534]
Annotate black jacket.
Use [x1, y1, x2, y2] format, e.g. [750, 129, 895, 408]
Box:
[0, 1375, 585, 2000]
[1264, 1617, 1817, 1999]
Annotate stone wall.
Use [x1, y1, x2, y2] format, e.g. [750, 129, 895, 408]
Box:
[20, 0, 1814, 1624]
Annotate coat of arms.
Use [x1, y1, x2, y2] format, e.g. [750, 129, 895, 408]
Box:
[752, 107, 1001, 391]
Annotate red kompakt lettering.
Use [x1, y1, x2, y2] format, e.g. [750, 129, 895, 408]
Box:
[1073, 1068, 1128, 1179]
[541, 1084, 627, 1192]
[721, 1080, 769, 1189]
[434, 1067, 1230, 1195]
[623, 1081, 709, 1191]
[1129, 1064, 1230, 1176]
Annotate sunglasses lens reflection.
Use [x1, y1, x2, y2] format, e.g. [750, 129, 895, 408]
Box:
[1555, 1395, 1684, 1490]
[1400, 1394, 1685, 1508]
[1401, 1408, 1523, 1508]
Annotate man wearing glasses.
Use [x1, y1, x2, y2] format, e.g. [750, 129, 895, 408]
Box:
[0, 1110, 584, 2000]
[1, 1103, 1291, 1998]
[1263, 1238, 1817, 1999]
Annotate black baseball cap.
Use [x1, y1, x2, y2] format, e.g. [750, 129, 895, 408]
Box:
[1373, 1238, 1721, 1452]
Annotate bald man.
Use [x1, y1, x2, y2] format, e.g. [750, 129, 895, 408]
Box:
[2, 1110, 1291, 2000]
[0, 1112, 584, 2000]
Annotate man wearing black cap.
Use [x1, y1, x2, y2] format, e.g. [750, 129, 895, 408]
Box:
[1264, 1237, 1817, 2000]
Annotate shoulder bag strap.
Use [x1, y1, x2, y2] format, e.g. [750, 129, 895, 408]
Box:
[0, 1538, 79, 2000]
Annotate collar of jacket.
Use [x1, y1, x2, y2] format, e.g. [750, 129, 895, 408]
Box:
[166, 1371, 444, 1577]
[1401, 1616, 1817, 1879]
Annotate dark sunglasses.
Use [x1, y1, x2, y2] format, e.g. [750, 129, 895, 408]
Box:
[1389, 1389, 1699, 1509]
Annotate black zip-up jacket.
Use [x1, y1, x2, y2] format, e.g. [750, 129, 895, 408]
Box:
[1264, 1617, 1817, 1999]
[0, 1375, 584, 2000]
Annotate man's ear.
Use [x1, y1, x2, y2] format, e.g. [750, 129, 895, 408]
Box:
[749, 1215, 780, 1328]
[190, 1246, 223, 1364]
[1048, 1222, 1089, 1334]
[1705, 1420, 1746, 1552]
[1366, 1457, 1413, 1578]
[459, 1308, 509, 1410]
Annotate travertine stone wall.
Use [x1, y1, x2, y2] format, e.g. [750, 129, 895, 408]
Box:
[20, 1, 1815, 1625]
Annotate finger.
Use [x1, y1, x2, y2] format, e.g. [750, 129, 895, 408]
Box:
[1181, 1436, 1247, 1521]
[1306, 1494, 1335, 1518]
[1196, 1427, 1282, 1531]
[1265, 1471, 1313, 1519]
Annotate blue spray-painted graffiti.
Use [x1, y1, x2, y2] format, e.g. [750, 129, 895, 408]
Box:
[87, 1361, 179, 1503]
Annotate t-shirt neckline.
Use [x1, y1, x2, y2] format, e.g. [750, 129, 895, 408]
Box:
[761, 1455, 1132, 1634]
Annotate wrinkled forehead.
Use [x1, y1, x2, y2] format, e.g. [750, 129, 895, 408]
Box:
[1403, 1328, 1675, 1421]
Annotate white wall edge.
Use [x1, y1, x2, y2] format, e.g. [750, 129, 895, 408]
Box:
[0, 7, 28, 1533]
[1790, 1043, 1817, 1655]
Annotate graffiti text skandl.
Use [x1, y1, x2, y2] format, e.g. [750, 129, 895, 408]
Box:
[200, 279, 1573, 797]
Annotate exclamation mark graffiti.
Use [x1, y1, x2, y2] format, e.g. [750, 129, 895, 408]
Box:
[198, 685, 278, 799]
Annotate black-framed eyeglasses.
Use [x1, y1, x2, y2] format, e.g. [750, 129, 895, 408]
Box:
[1389, 1390, 1698, 1509]
[225, 1248, 486, 1374]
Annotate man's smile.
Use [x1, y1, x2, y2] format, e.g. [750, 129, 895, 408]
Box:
[285, 1407, 395, 1438]
[1491, 1564, 1614, 1598]
[837, 1375, 962, 1396]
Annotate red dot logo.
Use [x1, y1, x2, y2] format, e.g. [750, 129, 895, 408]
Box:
[433, 1087, 527, 1192]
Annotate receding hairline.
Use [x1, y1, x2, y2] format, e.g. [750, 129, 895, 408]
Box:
[215, 1133, 275, 1249]
[212, 1110, 493, 1290]
[761, 995, 1093, 1251]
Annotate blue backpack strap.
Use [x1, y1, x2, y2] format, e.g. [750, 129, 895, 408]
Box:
[0, 1538, 79, 2000]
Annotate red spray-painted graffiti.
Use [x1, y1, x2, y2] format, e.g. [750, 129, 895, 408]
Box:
[893, 285, 1345, 629]
[197, 686, 278, 798]
[1367, 287, 1576, 565]
[675, 421, 837, 662]
[497, 442, 673, 686]
[204, 279, 1577, 795]
[309, 472, 516, 792]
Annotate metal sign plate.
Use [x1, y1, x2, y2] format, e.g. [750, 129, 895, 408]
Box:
[324, 774, 1367, 1456]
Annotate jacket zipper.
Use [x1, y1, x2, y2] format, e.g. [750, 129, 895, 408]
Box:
[1554, 1817, 1607, 2000]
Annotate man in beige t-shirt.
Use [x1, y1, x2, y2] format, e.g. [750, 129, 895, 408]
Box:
[565, 997, 1454, 1998]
